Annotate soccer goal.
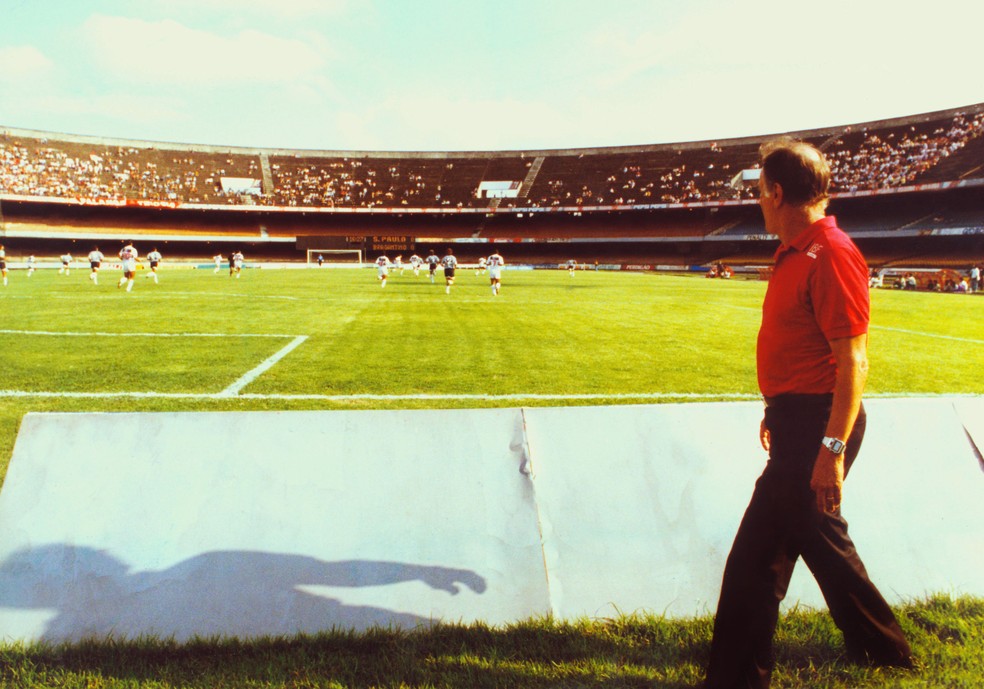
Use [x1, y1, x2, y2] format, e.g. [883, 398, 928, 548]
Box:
[306, 249, 363, 267]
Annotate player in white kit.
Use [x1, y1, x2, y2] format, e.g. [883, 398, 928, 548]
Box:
[376, 255, 391, 288]
[117, 242, 139, 292]
[487, 252, 504, 296]
[146, 248, 163, 283]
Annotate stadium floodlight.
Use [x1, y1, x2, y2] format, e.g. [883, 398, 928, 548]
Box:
[306, 249, 363, 267]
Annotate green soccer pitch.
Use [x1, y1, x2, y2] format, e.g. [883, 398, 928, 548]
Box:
[1, 265, 982, 485]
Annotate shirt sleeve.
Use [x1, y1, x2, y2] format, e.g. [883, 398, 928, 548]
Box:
[809, 239, 870, 341]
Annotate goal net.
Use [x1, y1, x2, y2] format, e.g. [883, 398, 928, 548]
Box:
[306, 249, 363, 267]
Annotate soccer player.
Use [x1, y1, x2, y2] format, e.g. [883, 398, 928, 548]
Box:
[375, 254, 391, 288]
[26, 255, 35, 278]
[426, 249, 440, 284]
[0, 245, 7, 286]
[409, 254, 423, 276]
[146, 247, 163, 283]
[393, 255, 404, 274]
[59, 253, 72, 275]
[487, 251, 504, 296]
[441, 248, 458, 295]
[87, 246, 105, 285]
[567, 259, 578, 276]
[476, 256, 487, 275]
[213, 253, 224, 273]
[116, 241, 138, 292]
[231, 251, 244, 278]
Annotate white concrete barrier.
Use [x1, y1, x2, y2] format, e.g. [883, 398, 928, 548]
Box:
[0, 409, 548, 642]
[0, 399, 980, 642]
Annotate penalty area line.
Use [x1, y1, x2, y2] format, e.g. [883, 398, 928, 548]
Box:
[869, 325, 984, 345]
[218, 335, 309, 397]
[0, 391, 758, 401]
[0, 391, 980, 402]
[0, 328, 299, 338]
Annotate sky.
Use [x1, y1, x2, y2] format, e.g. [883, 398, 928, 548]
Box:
[1, 0, 982, 152]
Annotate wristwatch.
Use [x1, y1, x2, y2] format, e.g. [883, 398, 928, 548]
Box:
[821, 436, 846, 455]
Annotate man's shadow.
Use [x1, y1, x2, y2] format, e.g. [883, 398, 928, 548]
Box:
[0, 544, 487, 642]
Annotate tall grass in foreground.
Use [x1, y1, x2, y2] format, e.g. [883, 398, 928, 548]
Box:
[0, 595, 980, 688]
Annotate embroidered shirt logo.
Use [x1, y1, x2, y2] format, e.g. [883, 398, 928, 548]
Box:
[806, 242, 823, 259]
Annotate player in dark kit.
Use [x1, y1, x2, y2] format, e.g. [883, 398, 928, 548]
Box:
[426, 250, 440, 284]
[441, 248, 457, 295]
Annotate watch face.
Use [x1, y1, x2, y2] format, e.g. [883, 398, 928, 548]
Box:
[825, 438, 845, 454]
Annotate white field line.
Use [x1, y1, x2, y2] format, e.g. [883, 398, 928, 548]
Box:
[0, 328, 307, 397]
[0, 329, 296, 338]
[869, 326, 984, 345]
[218, 336, 309, 397]
[0, 390, 758, 401]
[0, 390, 980, 402]
[709, 306, 984, 345]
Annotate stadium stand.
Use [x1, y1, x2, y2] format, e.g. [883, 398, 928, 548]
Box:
[2, 103, 983, 267]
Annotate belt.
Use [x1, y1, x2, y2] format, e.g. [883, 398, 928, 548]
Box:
[763, 393, 834, 408]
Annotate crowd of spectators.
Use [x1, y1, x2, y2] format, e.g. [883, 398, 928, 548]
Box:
[266, 157, 475, 208]
[2, 106, 983, 211]
[824, 111, 984, 192]
[0, 135, 260, 205]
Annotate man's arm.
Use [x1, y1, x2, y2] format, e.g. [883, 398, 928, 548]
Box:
[810, 333, 868, 513]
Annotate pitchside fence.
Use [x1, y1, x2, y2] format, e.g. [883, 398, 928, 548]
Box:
[0, 399, 981, 642]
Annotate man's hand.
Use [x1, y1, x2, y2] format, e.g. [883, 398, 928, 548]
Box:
[810, 450, 845, 513]
[759, 417, 770, 452]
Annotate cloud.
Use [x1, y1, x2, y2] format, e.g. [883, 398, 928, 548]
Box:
[0, 86, 193, 141]
[0, 46, 54, 83]
[366, 92, 565, 151]
[152, 0, 352, 17]
[79, 15, 328, 85]
[76, 93, 192, 130]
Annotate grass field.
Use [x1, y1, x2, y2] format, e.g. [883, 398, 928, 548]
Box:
[0, 265, 982, 687]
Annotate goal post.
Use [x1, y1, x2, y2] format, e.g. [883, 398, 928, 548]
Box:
[306, 249, 363, 267]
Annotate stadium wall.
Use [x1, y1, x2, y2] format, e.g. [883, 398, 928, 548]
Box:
[3, 192, 983, 268]
[0, 399, 981, 642]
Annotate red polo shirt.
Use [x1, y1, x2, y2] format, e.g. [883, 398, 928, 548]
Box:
[757, 215, 869, 397]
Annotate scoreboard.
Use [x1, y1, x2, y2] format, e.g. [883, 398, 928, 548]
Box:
[295, 236, 415, 252]
[366, 236, 414, 252]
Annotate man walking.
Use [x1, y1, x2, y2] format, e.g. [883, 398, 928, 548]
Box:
[703, 138, 912, 689]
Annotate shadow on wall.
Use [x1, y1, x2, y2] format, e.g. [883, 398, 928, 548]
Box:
[0, 544, 487, 642]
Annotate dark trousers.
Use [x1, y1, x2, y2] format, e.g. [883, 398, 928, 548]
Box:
[704, 396, 912, 689]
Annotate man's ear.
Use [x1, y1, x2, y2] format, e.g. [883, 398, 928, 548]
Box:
[771, 182, 784, 207]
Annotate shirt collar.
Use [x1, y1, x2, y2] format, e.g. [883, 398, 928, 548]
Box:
[774, 215, 838, 261]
